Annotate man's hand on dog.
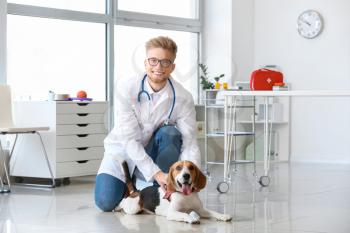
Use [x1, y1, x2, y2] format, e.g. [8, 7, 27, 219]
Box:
[154, 171, 168, 191]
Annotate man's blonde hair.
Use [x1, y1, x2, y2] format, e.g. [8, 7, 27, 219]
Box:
[145, 36, 177, 60]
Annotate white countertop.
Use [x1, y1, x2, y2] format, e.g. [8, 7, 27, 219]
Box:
[221, 90, 350, 97]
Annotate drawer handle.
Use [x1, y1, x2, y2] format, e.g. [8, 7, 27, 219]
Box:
[77, 147, 89, 150]
[76, 160, 88, 164]
[77, 134, 88, 137]
[77, 103, 89, 106]
[77, 113, 89, 117]
[77, 124, 88, 127]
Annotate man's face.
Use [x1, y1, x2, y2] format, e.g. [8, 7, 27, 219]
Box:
[144, 47, 176, 85]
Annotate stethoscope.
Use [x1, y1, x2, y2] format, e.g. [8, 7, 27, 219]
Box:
[137, 74, 176, 126]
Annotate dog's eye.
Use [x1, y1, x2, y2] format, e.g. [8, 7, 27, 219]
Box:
[176, 165, 182, 171]
[189, 165, 194, 170]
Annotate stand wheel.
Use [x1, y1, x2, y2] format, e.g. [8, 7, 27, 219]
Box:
[63, 178, 70, 185]
[216, 181, 229, 193]
[259, 176, 270, 187]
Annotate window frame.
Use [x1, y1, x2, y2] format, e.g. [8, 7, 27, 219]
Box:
[2, 0, 202, 128]
[0, 0, 7, 84]
[116, 10, 200, 33]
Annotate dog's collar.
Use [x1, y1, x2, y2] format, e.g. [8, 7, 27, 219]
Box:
[163, 191, 174, 201]
[163, 186, 197, 201]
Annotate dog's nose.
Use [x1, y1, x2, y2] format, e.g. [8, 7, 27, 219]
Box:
[183, 173, 190, 181]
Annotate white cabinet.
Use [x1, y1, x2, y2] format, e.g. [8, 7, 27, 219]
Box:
[11, 101, 108, 179]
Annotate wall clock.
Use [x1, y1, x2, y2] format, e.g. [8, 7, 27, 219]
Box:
[297, 10, 324, 39]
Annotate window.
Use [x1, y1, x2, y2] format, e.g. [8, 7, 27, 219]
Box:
[115, 26, 199, 102]
[7, 15, 106, 100]
[8, 0, 105, 13]
[118, 0, 198, 19]
[5, 0, 201, 106]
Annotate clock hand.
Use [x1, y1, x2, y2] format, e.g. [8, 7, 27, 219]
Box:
[301, 19, 311, 26]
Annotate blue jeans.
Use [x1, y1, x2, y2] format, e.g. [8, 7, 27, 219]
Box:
[94, 125, 182, 212]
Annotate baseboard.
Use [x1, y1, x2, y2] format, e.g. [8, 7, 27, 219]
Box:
[291, 153, 350, 164]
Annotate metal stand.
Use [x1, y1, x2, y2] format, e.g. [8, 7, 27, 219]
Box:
[203, 90, 257, 193]
[221, 95, 256, 193]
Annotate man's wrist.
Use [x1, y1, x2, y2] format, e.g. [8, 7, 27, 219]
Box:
[154, 170, 162, 180]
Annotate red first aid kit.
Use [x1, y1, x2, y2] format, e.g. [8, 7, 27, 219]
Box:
[250, 68, 283, 90]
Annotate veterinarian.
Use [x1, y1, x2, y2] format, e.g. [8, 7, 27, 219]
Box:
[95, 36, 201, 212]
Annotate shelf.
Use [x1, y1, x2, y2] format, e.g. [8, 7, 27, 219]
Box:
[206, 160, 255, 165]
[206, 131, 255, 137]
[205, 104, 225, 109]
[205, 104, 255, 109]
[239, 120, 289, 124]
[206, 133, 225, 138]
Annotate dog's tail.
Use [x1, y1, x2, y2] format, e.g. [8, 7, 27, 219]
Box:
[121, 161, 139, 197]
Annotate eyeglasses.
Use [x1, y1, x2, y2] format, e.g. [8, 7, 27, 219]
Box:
[147, 57, 173, 68]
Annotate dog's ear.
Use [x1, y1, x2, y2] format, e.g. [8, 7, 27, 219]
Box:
[166, 166, 177, 193]
[194, 164, 207, 191]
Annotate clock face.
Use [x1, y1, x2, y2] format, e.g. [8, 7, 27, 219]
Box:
[297, 10, 323, 39]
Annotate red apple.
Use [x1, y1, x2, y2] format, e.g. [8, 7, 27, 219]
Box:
[77, 90, 87, 98]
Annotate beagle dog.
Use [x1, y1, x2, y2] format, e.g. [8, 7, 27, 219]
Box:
[118, 160, 232, 224]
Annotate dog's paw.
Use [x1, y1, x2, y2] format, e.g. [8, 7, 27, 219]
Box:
[187, 218, 200, 224]
[186, 215, 200, 224]
[217, 214, 232, 222]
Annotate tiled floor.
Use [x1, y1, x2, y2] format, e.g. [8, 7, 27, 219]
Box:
[1, 162, 350, 233]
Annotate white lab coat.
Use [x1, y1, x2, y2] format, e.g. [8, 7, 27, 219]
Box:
[98, 74, 200, 182]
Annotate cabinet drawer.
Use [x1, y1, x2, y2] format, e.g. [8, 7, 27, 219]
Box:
[56, 124, 108, 135]
[56, 102, 107, 114]
[57, 147, 104, 162]
[56, 159, 102, 178]
[57, 134, 106, 148]
[57, 113, 106, 124]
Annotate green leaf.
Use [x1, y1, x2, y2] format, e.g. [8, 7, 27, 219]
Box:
[198, 63, 224, 89]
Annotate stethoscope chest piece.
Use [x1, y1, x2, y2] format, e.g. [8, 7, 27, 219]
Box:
[137, 74, 176, 126]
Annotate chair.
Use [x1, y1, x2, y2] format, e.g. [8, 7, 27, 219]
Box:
[0, 85, 55, 193]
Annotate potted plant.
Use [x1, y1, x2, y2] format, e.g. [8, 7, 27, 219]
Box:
[199, 63, 215, 90]
[199, 63, 225, 103]
[199, 63, 225, 90]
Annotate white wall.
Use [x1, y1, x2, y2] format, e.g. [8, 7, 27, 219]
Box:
[232, 0, 255, 82]
[254, 0, 350, 162]
[202, 0, 233, 85]
[202, 0, 255, 85]
[203, 0, 350, 163]
[0, 0, 6, 84]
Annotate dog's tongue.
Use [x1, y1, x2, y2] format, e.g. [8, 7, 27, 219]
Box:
[182, 184, 192, 195]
